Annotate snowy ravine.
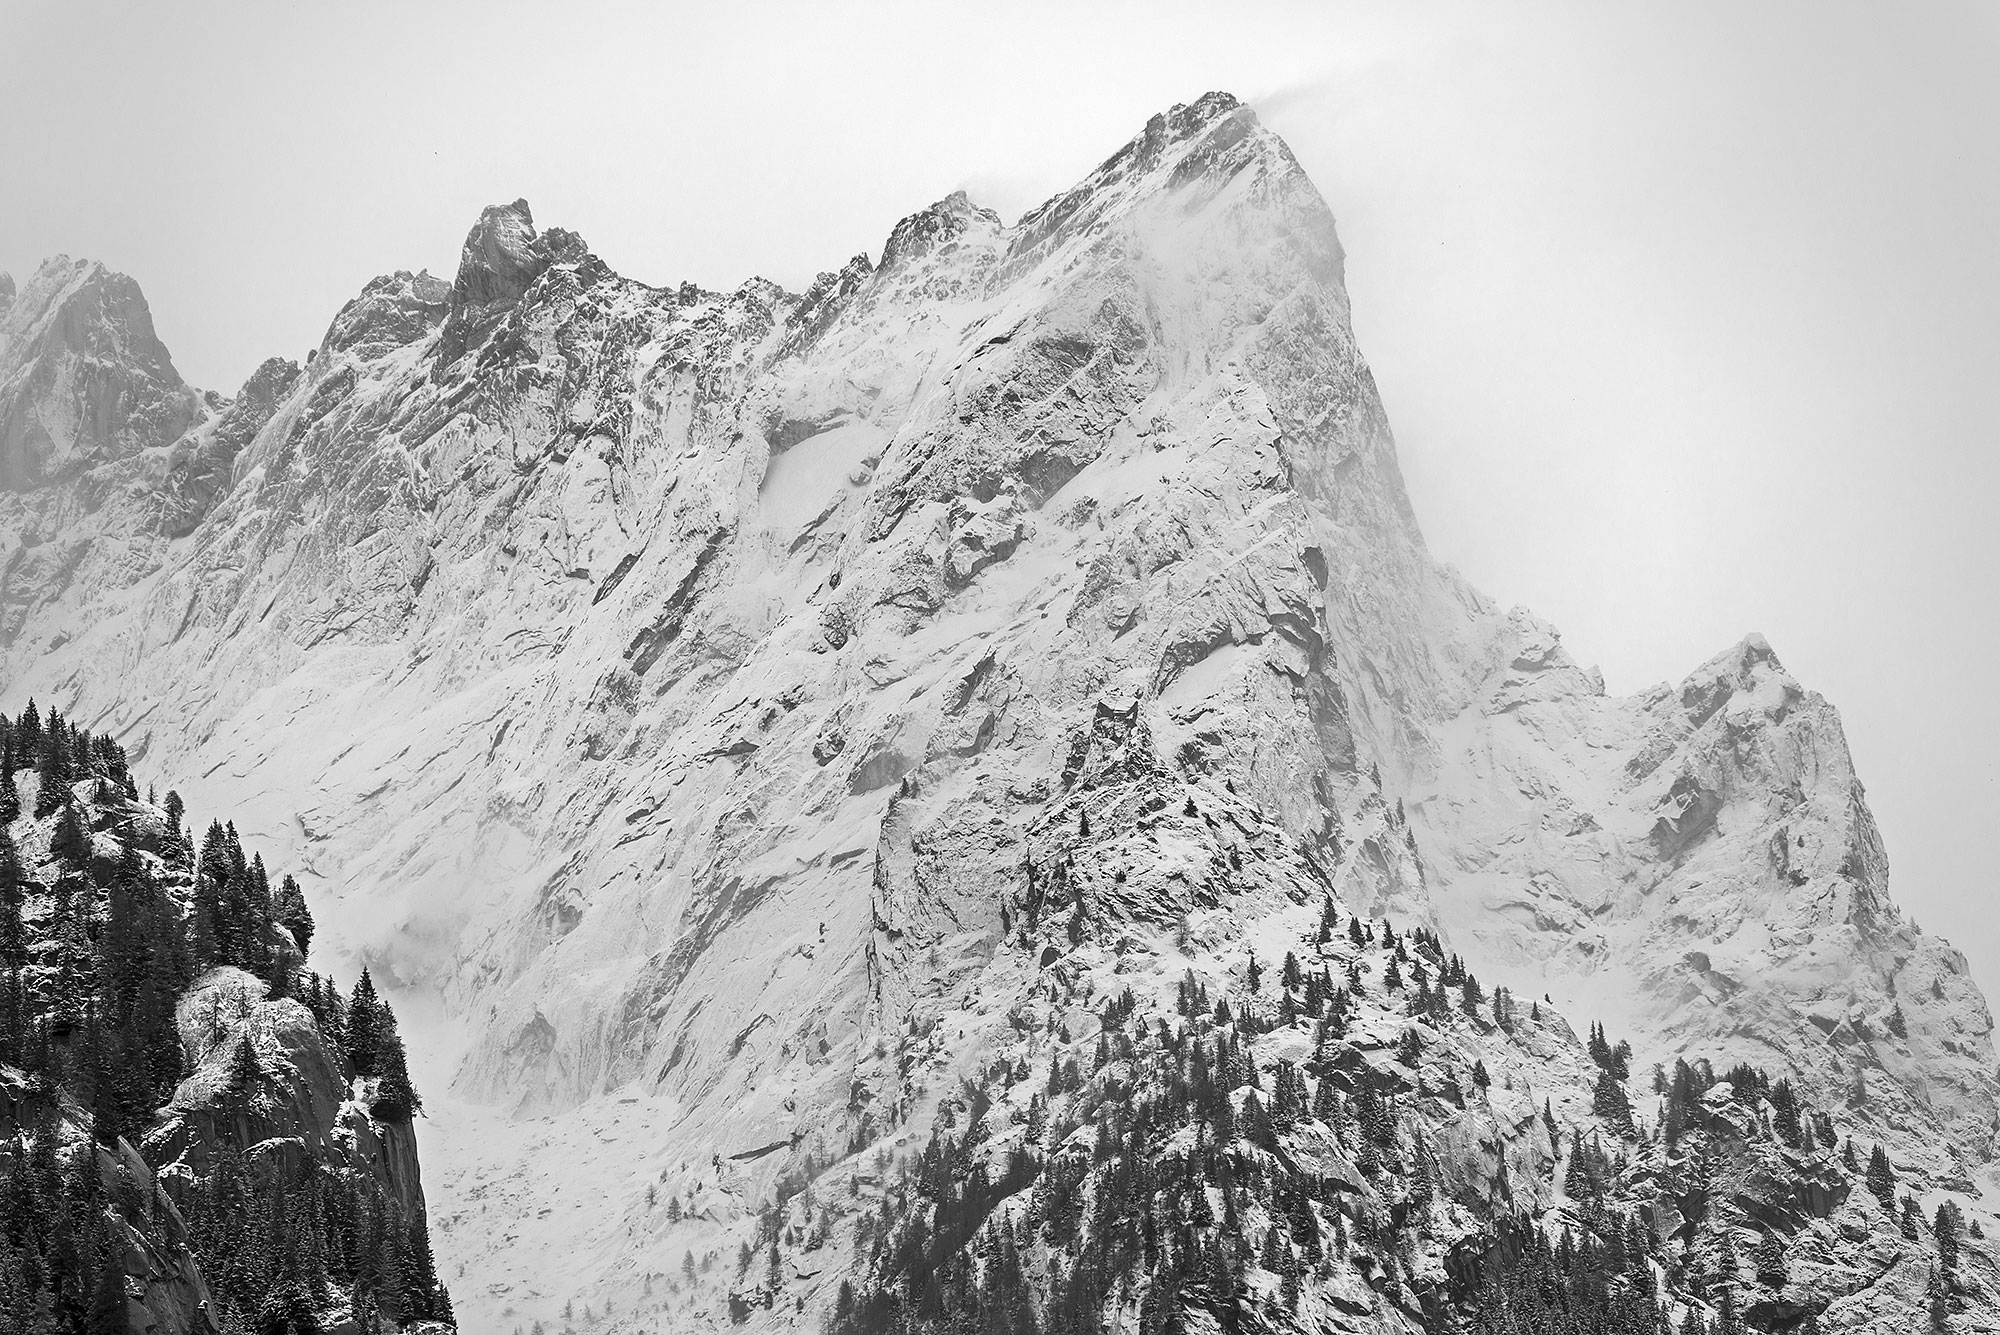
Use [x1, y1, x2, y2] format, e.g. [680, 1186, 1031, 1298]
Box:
[3, 92, 1996, 1333]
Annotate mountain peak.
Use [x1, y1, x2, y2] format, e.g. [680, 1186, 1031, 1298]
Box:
[1120, 89, 1256, 176]
[0, 253, 198, 492]
[879, 189, 1003, 271]
[453, 197, 547, 306]
[1157, 88, 1247, 135]
[1002, 89, 1341, 297]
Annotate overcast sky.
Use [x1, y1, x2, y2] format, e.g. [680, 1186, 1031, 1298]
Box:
[5, 1, 1997, 994]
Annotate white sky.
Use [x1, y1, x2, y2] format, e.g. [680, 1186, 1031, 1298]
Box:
[5, 1, 1998, 995]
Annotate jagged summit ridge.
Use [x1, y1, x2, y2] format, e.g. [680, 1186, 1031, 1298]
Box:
[0, 93, 1993, 1333]
[453, 197, 547, 307]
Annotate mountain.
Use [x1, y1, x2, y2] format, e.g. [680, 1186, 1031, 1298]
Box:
[0, 254, 300, 646]
[1, 92, 1995, 1334]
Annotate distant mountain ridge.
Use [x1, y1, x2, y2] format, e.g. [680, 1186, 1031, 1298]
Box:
[1, 91, 1994, 1334]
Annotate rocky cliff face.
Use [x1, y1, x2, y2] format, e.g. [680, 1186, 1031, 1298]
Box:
[0, 711, 451, 1333]
[0, 92, 1992, 1333]
[143, 965, 435, 1265]
[0, 1069, 219, 1335]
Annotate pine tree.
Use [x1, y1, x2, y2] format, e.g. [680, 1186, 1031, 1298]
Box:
[226, 1035, 264, 1117]
[1752, 1231, 1787, 1285]
[1769, 1078, 1803, 1147]
[371, 1005, 422, 1121]
[399, 1215, 447, 1319]
[86, 1248, 131, 1335]
[16, 701, 41, 755]
[1592, 1068, 1633, 1133]
[0, 750, 18, 827]
[0, 832, 24, 970]
[35, 721, 74, 819]
[1868, 1146, 1897, 1207]
[347, 970, 383, 1077]
[52, 802, 92, 867]
[189, 873, 221, 974]
[1936, 1201, 1964, 1271]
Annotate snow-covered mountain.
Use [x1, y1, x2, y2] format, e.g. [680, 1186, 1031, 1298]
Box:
[3, 92, 1994, 1333]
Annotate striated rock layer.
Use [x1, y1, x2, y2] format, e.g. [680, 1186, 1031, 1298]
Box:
[1, 93, 1993, 1331]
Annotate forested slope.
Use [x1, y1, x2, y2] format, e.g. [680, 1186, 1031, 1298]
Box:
[0, 701, 451, 1334]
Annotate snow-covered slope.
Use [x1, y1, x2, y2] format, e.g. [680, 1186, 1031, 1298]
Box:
[1, 92, 1992, 1332]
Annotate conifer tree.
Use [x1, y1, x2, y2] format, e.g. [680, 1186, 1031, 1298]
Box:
[35, 720, 74, 818]
[1593, 1068, 1633, 1133]
[226, 1035, 264, 1118]
[1770, 1079, 1803, 1148]
[347, 970, 383, 1077]
[370, 1007, 423, 1121]
[53, 802, 92, 867]
[188, 873, 221, 975]
[86, 1246, 131, 1335]
[1752, 1231, 1787, 1285]
[0, 831, 24, 970]
[1937, 1201, 1964, 1271]
[1868, 1145, 1897, 1207]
